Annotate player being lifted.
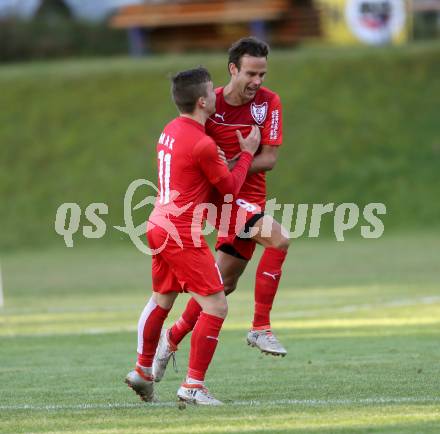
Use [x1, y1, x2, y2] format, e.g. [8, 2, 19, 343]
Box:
[125, 67, 260, 405]
[154, 37, 290, 382]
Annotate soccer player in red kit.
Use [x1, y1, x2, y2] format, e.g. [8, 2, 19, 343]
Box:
[153, 37, 290, 382]
[125, 67, 260, 405]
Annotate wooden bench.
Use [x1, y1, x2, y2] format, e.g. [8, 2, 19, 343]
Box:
[110, 0, 290, 29]
[109, 0, 321, 53]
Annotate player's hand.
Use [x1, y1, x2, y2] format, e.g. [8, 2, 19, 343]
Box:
[217, 146, 227, 165]
[236, 126, 261, 155]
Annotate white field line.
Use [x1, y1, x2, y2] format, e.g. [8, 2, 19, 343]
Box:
[1, 397, 440, 412]
[0, 327, 138, 338]
[2, 304, 141, 315]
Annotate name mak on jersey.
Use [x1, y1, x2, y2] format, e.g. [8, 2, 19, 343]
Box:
[158, 132, 175, 150]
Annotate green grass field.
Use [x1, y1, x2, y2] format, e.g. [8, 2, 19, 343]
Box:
[2, 42, 440, 250]
[1, 233, 439, 433]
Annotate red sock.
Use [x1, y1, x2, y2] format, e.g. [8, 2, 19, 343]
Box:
[136, 297, 170, 367]
[253, 247, 287, 329]
[187, 312, 224, 381]
[169, 297, 202, 346]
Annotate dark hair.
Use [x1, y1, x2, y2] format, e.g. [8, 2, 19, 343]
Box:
[228, 37, 269, 70]
[171, 66, 212, 114]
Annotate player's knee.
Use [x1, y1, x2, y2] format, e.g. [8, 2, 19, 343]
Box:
[279, 236, 290, 251]
[271, 235, 290, 251]
[202, 296, 228, 319]
[214, 298, 228, 318]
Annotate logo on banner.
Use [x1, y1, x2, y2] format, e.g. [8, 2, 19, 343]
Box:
[250, 102, 268, 124]
[345, 0, 406, 45]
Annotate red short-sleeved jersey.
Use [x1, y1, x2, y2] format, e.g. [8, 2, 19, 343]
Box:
[149, 116, 231, 244]
[206, 86, 283, 207]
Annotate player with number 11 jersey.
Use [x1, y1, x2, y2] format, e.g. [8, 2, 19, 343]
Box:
[126, 67, 261, 406]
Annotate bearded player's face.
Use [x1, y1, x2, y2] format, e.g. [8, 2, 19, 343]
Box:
[230, 55, 267, 103]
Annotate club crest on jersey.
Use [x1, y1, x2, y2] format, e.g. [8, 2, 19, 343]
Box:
[250, 102, 268, 124]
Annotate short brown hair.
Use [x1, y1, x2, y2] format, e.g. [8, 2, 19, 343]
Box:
[228, 37, 269, 70]
[171, 67, 212, 114]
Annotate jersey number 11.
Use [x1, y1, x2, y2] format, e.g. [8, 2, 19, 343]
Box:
[158, 150, 171, 204]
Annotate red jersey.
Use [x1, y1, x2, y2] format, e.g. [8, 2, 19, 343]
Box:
[206, 86, 283, 207]
[148, 116, 252, 245]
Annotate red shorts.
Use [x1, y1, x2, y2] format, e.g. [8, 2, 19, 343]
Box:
[213, 197, 264, 261]
[147, 226, 224, 296]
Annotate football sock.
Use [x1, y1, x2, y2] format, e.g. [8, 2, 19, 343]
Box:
[137, 297, 170, 367]
[253, 247, 287, 329]
[187, 312, 224, 381]
[169, 297, 202, 346]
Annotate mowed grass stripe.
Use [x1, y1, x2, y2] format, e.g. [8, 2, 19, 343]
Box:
[1, 406, 440, 434]
[2, 293, 440, 316]
[2, 396, 440, 412]
[1, 312, 440, 337]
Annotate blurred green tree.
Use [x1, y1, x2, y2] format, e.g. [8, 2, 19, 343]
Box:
[36, 0, 72, 21]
